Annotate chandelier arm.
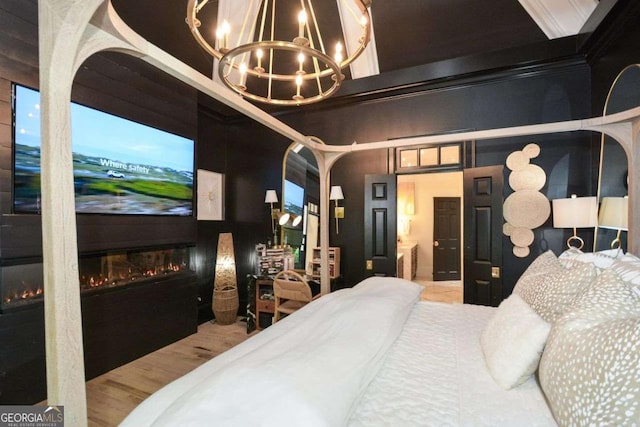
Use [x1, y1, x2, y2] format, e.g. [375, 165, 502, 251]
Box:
[268, 0, 275, 100]
[219, 41, 342, 105]
[222, 41, 340, 81]
[239, 0, 256, 46]
[186, 0, 223, 60]
[306, 0, 327, 55]
[195, 0, 210, 14]
[257, 0, 269, 43]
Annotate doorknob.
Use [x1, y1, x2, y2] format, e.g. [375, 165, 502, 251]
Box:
[434, 241, 439, 247]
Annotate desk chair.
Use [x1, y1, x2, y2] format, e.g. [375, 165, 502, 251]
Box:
[273, 270, 320, 322]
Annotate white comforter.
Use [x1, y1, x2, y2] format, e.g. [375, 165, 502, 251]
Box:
[121, 277, 422, 427]
[350, 301, 556, 426]
[122, 277, 555, 426]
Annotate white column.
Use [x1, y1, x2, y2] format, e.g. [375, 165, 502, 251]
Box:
[38, 1, 107, 424]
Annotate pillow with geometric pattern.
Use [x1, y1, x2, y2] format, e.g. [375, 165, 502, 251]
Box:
[514, 256, 596, 323]
[539, 265, 640, 426]
[558, 247, 624, 273]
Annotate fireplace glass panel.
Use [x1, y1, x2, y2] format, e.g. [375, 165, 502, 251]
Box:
[1, 246, 193, 312]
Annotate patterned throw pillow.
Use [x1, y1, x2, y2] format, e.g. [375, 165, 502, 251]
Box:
[558, 247, 624, 273]
[515, 250, 562, 282]
[514, 253, 597, 323]
[539, 264, 640, 426]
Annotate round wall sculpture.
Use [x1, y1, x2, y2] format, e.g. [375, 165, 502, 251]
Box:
[503, 143, 551, 257]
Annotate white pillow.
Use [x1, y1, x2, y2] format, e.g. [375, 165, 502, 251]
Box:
[480, 293, 551, 389]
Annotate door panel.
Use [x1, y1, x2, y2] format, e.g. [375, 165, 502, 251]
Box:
[463, 166, 504, 306]
[433, 197, 461, 281]
[364, 174, 397, 276]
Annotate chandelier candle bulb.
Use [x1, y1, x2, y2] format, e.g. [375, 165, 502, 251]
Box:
[294, 74, 304, 102]
[335, 42, 344, 64]
[255, 49, 264, 72]
[295, 74, 303, 95]
[239, 62, 248, 88]
[298, 10, 307, 39]
[186, 0, 373, 105]
[215, 27, 223, 50]
[221, 20, 230, 51]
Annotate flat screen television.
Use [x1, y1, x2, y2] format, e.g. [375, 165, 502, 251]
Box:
[13, 85, 195, 216]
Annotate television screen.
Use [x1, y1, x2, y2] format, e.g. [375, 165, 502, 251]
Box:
[13, 85, 194, 216]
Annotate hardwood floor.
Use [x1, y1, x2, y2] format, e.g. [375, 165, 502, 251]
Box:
[83, 318, 253, 426]
[415, 279, 464, 304]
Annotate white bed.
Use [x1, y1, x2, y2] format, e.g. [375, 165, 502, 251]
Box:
[121, 277, 556, 426]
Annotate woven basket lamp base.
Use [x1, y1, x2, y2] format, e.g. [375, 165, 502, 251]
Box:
[213, 287, 239, 325]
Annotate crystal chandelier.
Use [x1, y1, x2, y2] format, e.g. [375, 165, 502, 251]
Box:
[186, 0, 372, 106]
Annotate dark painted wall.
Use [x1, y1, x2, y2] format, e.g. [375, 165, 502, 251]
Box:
[589, 3, 640, 252]
[194, 105, 290, 321]
[275, 64, 595, 292]
[0, 0, 292, 400]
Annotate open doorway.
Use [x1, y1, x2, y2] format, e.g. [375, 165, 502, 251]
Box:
[397, 172, 463, 303]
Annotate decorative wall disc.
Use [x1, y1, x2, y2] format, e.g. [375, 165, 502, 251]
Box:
[503, 143, 548, 257]
[503, 222, 515, 236]
[509, 164, 547, 191]
[506, 151, 529, 171]
[503, 190, 550, 229]
[522, 143, 541, 158]
[513, 246, 531, 257]
[510, 227, 535, 247]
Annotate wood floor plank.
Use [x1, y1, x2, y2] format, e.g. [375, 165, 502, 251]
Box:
[82, 318, 253, 427]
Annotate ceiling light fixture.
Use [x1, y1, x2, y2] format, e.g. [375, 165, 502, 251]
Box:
[186, 0, 372, 106]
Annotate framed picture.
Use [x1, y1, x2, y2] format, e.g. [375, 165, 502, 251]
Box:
[196, 169, 224, 220]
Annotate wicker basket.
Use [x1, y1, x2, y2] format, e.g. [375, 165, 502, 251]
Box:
[213, 286, 239, 325]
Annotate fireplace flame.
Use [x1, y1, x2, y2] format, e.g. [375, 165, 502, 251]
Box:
[2, 247, 191, 310]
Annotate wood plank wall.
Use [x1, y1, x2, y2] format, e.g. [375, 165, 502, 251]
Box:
[0, 1, 199, 256]
[0, 1, 203, 404]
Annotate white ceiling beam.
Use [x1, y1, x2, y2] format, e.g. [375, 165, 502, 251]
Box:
[336, 0, 379, 79]
[518, 0, 598, 39]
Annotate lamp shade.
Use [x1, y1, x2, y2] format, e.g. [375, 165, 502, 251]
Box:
[214, 232, 236, 290]
[265, 190, 278, 204]
[552, 195, 598, 228]
[599, 197, 628, 230]
[329, 185, 344, 201]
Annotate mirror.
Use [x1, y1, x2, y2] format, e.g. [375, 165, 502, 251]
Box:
[282, 143, 320, 272]
[594, 64, 640, 252]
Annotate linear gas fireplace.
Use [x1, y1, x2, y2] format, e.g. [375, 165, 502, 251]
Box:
[1, 245, 194, 313]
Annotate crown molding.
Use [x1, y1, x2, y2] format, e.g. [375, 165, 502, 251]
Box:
[518, 0, 598, 39]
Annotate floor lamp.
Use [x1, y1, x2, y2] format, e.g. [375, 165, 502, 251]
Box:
[212, 232, 239, 325]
